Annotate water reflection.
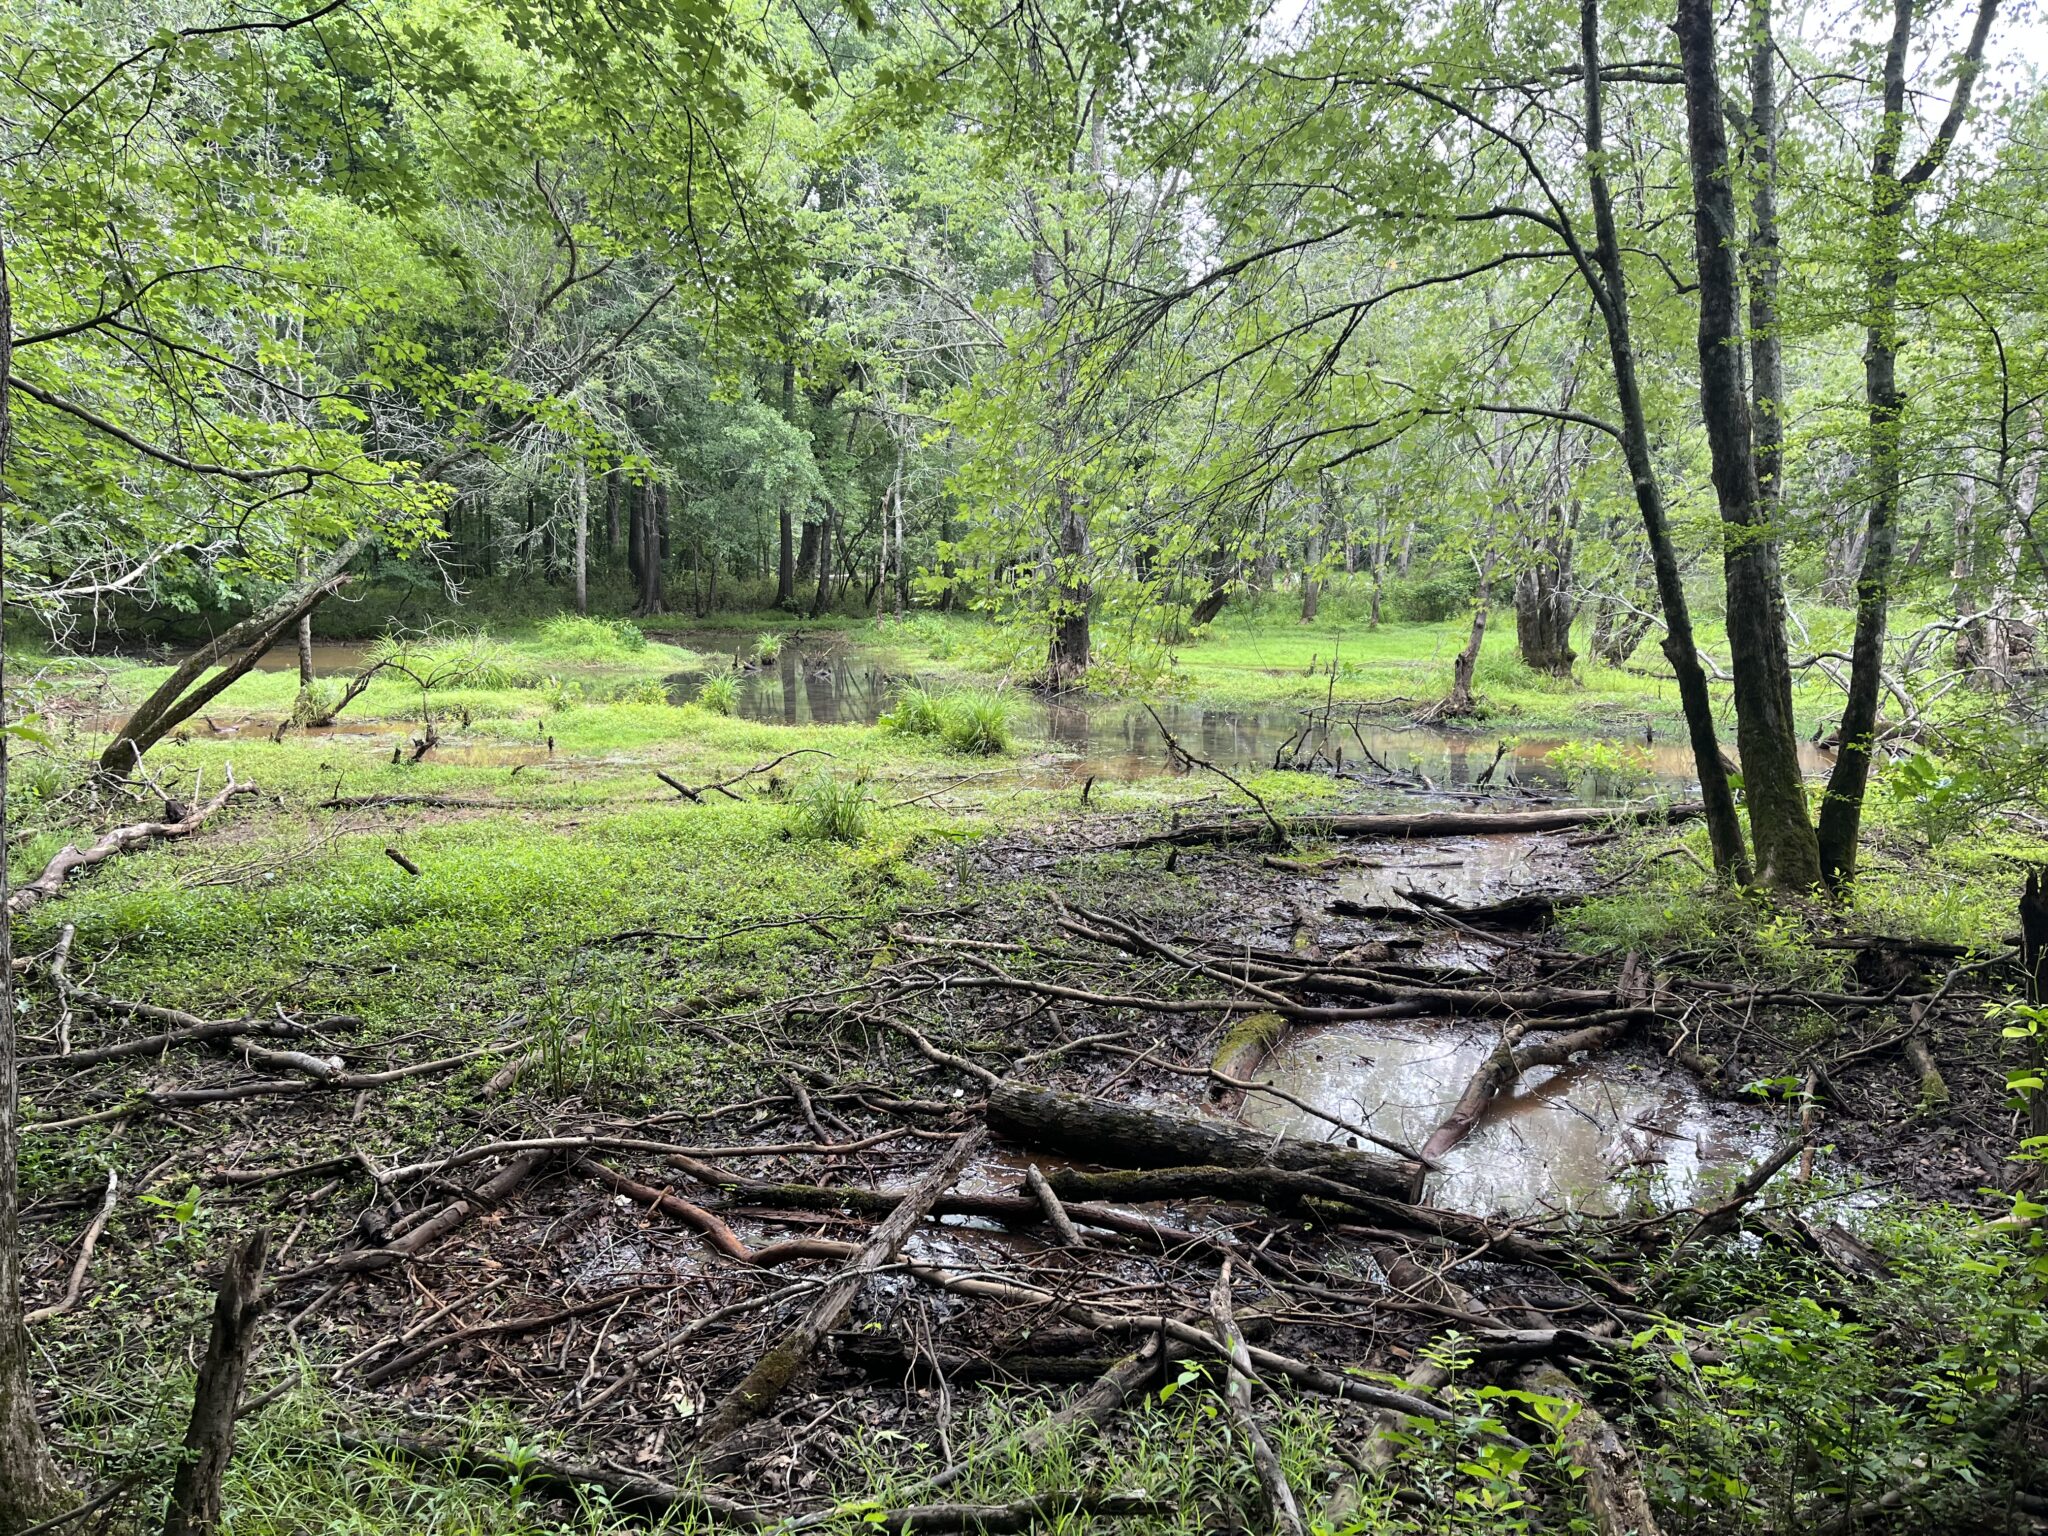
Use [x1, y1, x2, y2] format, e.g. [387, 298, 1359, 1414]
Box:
[656, 630, 1749, 798]
[1242, 1022, 1767, 1217]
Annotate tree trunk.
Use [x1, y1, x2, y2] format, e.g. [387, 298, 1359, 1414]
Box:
[987, 1081, 1423, 1201]
[1678, 0, 1822, 890]
[1513, 516, 1576, 677]
[101, 562, 355, 776]
[604, 470, 620, 557]
[1581, 0, 1751, 883]
[1444, 594, 1487, 714]
[294, 550, 314, 688]
[810, 508, 836, 619]
[573, 466, 588, 617]
[1817, 0, 2001, 888]
[0, 239, 72, 1532]
[892, 431, 908, 616]
[797, 519, 820, 581]
[775, 357, 798, 608]
[163, 1230, 268, 1536]
[1032, 245, 1090, 685]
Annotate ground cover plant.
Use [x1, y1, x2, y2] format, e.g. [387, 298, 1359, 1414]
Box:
[8, 0, 2048, 1524]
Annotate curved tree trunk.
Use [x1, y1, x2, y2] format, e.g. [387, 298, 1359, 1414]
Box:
[1817, 0, 2002, 888]
[1580, 0, 1751, 882]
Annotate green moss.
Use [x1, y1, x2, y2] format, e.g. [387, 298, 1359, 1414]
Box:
[1210, 1010, 1286, 1077]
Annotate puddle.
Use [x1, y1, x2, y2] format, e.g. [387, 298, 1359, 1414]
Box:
[1328, 832, 1585, 911]
[1240, 1021, 1769, 1217]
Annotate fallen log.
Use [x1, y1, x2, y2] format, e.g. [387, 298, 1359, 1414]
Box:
[8, 779, 256, 918]
[1422, 1014, 1643, 1160]
[1517, 1360, 1664, 1536]
[694, 1125, 986, 1446]
[988, 1079, 1425, 1201]
[1122, 802, 1704, 850]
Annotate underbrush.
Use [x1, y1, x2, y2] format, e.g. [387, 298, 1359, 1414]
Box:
[878, 684, 1015, 755]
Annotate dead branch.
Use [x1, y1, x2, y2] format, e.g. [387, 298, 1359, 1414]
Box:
[657, 748, 833, 802]
[695, 1125, 987, 1446]
[8, 778, 255, 917]
[25, 1168, 118, 1324]
[1144, 702, 1291, 847]
[1211, 1256, 1306, 1535]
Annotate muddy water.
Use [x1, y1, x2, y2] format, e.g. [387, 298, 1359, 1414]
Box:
[656, 629, 1768, 797]
[1243, 1024, 1767, 1217]
[1240, 830, 1770, 1215]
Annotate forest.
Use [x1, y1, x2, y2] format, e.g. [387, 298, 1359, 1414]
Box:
[2, 0, 2047, 1529]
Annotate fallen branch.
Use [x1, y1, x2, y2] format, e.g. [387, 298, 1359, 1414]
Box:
[25, 1168, 118, 1324]
[1122, 801, 1703, 850]
[1422, 1014, 1642, 1160]
[695, 1125, 987, 1446]
[8, 778, 256, 917]
[657, 749, 832, 803]
[1211, 1256, 1306, 1535]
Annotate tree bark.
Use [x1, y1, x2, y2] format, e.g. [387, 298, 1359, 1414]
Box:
[163, 1230, 268, 1536]
[1579, 0, 1751, 883]
[0, 234, 72, 1533]
[1677, 0, 1822, 889]
[294, 550, 314, 688]
[1817, 0, 2001, 887]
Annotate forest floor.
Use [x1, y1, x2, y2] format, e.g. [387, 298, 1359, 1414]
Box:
[6, 614, 2046, 1535]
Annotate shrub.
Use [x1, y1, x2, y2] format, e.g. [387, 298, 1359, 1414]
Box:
[609, 678, 671, 707]
[1384, 569, 1478, 623]
[879, 684, 946, 738]
[754, 631, 783, 663]
[939, 691, 1013, 755]
[1548, 738, 1655, 798]
[538, 613, 648, 658]
[788, 768, 875, 842]
[695, 675, 739, 715]
[879, 685, 1013, 754]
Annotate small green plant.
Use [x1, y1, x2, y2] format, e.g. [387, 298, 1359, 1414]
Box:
[539, 613, 647, 656]
[754, 631, 783, 663]
[289, 678, 346, 726]
[695, 674, 739, 715]
[788, 767, 875, 842]
[1881, 751, 1981, 849]
[1547, 738, 1655, 798]
[938, 691, 1012, 755]
[608, 678, 671, 707]
[879, 684, 946, 737]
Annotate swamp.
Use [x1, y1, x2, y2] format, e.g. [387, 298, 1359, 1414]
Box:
[4, 0, 2048, 1531]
